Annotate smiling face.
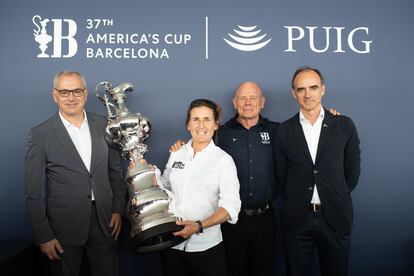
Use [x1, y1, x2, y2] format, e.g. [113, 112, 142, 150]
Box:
[187, 106, 218, 150]
[52, 73, 88, 119]
[233, 82, 265, 122]
[291, 70, 325, 113]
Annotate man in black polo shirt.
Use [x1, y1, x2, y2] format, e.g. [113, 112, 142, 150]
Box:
[219, 82, 278, 276]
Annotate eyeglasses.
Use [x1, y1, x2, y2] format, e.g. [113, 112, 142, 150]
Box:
[54, 88, 85, 97]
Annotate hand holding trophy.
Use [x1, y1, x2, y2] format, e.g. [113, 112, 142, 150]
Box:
[95, 81, 184, 253]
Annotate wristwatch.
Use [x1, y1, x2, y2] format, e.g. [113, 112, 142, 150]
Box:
[195, 220, 203, 234]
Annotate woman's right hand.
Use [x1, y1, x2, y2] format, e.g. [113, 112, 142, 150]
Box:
[173, 220, 201, 239]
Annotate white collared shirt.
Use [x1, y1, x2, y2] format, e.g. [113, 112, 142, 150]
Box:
[59, 110, 94, 200]
[162, 139, 241, 252]
[299, 107, 325, 204]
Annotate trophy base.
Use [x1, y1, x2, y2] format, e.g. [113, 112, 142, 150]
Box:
[129, 221, 185, 254]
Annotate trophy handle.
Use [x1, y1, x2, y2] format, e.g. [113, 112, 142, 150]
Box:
[105, 102, 118, 121]
[32, 15, 41, 36]
[95, 81, 111, 101]
[96, 82, 119, 120]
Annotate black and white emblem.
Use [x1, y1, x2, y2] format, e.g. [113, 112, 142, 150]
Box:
[260, 132, 270, 144]
[172, 161, 185, 169]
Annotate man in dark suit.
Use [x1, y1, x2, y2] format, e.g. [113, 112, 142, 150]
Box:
[25, 71, 127, 276]
[273, 66, 361, 276]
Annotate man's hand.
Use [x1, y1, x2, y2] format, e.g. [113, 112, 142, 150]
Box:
[328, 108, 341, 116]
[173, 220, 200, 239]
[40, 239, 64, 261]
[109, 213, 122, 240]
[169, 140, 186, 153]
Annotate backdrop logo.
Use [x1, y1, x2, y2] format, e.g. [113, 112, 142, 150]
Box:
[32, 15, 78, 58]
[284, 26, 372, 53]
[223, 25, 271, 51]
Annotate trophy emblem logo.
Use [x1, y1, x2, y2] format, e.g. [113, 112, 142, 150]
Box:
[32, 15, 53, 58]
[96, 81, 184, 253]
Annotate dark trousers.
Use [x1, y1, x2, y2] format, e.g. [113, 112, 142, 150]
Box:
[50, 203, 118, 276]
[161, 242, 226, 276]
[221, 208, 276, 276]
[283, 210, 351, 276]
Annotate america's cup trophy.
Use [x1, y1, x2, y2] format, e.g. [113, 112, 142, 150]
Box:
[95, 81, 184, 253]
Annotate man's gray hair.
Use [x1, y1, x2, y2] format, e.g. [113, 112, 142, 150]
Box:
[53, 70, 87, 88]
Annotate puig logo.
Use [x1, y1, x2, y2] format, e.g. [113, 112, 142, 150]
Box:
[223, 25, 271, 52]
[32, 15, 78, 58]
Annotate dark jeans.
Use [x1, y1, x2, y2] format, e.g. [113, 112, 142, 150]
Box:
[221, 208, 276, 276]
[284, 210, 351, 276]
[161, 242, 226, 276]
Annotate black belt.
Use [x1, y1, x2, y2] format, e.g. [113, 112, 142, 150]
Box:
[242, 204, 270, 216]
[309, 203, 322, 212]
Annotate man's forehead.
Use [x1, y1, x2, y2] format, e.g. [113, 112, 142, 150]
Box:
[295, 80, 321, 87]
[236, 85, 261, 97]
[56, 75, 83, 86]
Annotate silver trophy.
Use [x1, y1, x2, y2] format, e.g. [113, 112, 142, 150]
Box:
[95, 81, 184, 253]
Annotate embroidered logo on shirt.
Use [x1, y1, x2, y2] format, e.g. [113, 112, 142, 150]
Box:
[172, 161, 185, 169]
[232, 138, 237, 142]
[260, 132, 270, 144]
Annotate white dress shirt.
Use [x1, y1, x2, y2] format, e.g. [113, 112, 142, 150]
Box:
[162, 139, 241, 252]
[299, 107, 325, 204]
[59, 110, 94, 200]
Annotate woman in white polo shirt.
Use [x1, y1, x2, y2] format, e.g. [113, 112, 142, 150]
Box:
[160, 99, 241, 276]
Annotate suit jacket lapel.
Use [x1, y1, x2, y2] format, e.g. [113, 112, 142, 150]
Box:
[315, 108, 333, 165]
[87, 113, 101, 173]
[52, 113, 89, 173]
[291, 113, 313, 164]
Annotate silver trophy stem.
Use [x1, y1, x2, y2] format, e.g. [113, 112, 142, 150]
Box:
[130, 147, 145, 165]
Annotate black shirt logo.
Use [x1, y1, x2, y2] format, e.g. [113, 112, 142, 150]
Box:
[260, 132, 270, 144]
[172, 161, 185, 169]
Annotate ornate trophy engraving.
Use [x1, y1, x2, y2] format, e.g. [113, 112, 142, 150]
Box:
[96, 82, 184, 253]
[32, 15, 52, 58]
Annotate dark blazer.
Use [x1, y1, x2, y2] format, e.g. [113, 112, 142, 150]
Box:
[25, 112, 127, 245]
[273, 109, 361, 232]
